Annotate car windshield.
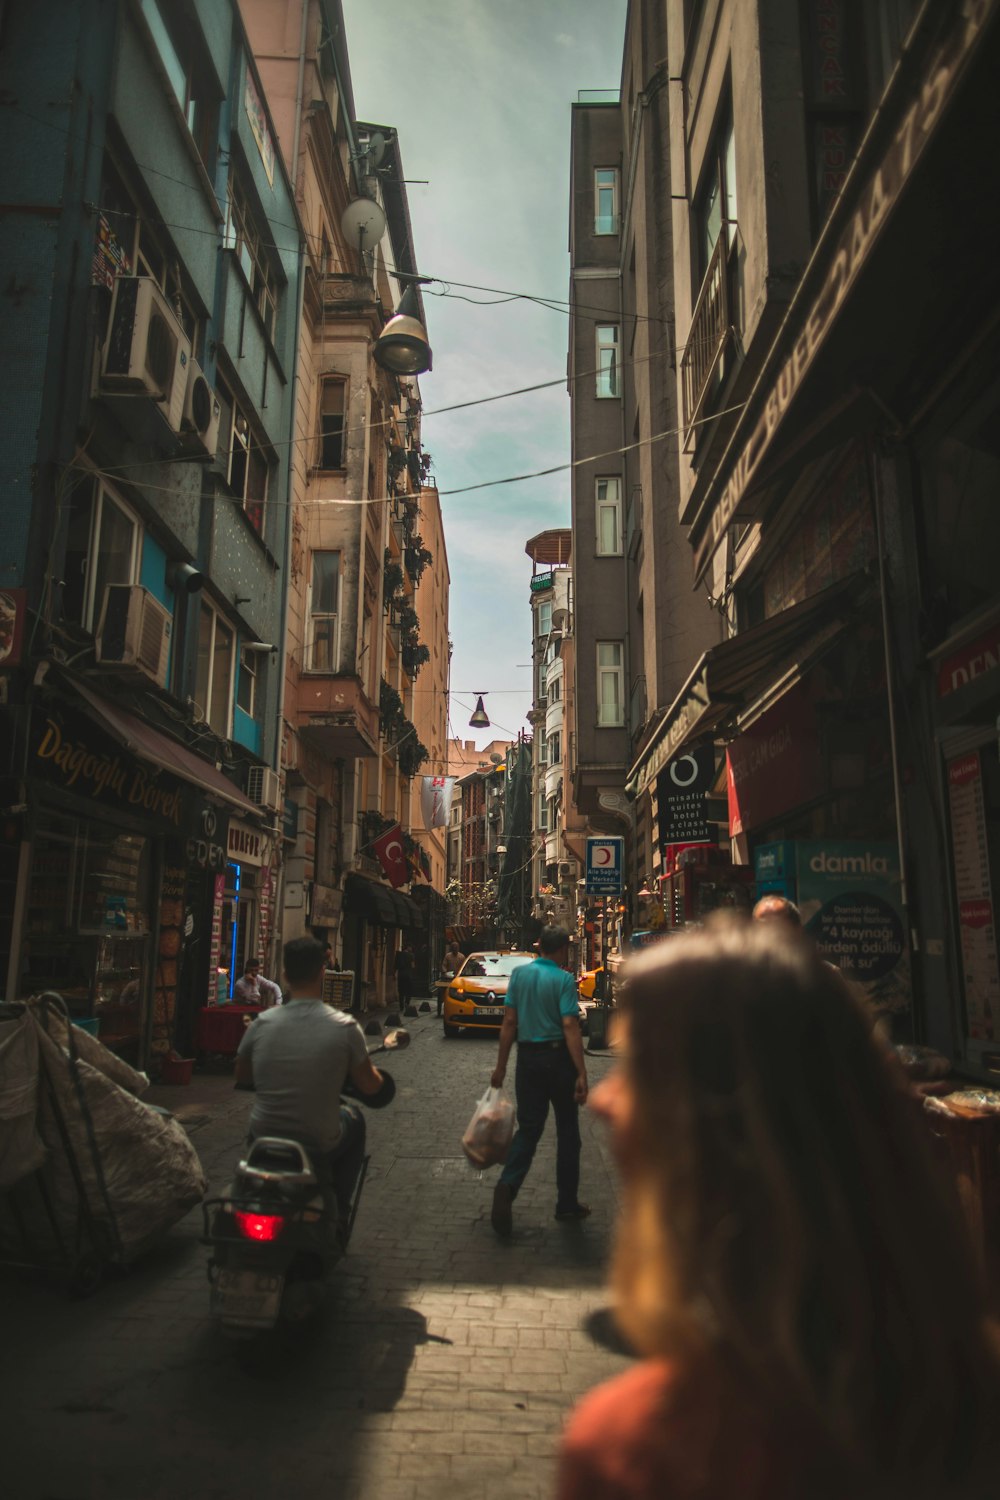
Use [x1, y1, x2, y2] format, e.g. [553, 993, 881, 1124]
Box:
[460, 954, 534, 979]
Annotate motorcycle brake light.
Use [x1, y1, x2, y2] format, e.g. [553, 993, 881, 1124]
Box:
[234, 1210, 286, 1242]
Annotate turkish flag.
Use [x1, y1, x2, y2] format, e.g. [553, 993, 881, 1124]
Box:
[373, 823, 409, 888]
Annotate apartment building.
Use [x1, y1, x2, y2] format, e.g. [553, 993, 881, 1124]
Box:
[625, 0, 1000, 1072]
[0, 0, 301, 1066]
[242, 1, 447, 1010]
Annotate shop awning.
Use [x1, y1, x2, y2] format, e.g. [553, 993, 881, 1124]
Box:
[688, 0, 1000, 583]
[69, 680, 260, 815]
[390, 891, 424, 929]
[343, 873, 399, 926]
[626, 579, 861, 800]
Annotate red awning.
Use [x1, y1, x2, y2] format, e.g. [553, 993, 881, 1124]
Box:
[70, 680, 261, 816]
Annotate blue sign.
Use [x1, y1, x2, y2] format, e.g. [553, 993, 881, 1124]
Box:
[585, 837, 624, 894]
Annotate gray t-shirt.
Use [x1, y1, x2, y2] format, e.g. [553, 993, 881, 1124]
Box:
[237, 999, 368, 1150]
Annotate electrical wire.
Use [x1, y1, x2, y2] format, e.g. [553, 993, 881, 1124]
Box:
[66, 398, 747, 509]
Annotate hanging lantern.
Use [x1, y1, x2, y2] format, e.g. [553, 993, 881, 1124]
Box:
[469, 694, 490, 729]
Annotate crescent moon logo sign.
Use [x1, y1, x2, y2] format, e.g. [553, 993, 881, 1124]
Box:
[669, 754, 700, 789]
[594, 845, 613, 866]
[385, 840, 403, 860]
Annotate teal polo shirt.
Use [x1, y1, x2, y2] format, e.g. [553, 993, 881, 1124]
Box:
[504, 956, 579, 1042]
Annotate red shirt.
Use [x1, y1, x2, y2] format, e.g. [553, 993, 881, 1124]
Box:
[557, 1359, 807, 1500]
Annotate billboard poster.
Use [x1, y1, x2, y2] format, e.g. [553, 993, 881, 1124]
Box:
[796, 840, 909, 1018]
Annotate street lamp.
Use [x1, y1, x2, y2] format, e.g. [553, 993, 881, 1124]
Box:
[373, 277, 433, 375]
[469, 694, 490, 729]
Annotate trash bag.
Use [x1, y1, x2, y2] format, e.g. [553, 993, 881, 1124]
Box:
[461, 1086, 515, 1169]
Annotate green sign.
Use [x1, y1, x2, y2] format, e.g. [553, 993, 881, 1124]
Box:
[530, 572, 554, 593]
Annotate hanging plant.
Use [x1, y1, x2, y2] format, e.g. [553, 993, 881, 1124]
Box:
[398, 733, 429, 780]
[402, 641, 430, 679]
[383, 560, 404, 611]
[379, 678, 406, 740]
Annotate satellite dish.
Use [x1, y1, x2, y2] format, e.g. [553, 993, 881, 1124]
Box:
[489, 753, 503, 764]
[367, 131, 387, 170]
[341, 196, 387, 251]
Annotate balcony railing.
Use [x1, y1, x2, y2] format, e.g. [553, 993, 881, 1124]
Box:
[680, 232, 731, 451]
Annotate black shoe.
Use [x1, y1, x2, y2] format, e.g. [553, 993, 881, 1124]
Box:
[491, 1182, 513, 1237]
[554, 1203, 592, 1221]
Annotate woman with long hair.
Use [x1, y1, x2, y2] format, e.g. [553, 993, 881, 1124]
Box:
[558, 921, 999, 1500]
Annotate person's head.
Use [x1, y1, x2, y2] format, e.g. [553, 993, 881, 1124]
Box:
[282, 936, 325, 990]
[243, 958, 261, 979]
[591, 920, 997, 1491]
[538, 925, 570, 961]
[752, 892, 802, 928]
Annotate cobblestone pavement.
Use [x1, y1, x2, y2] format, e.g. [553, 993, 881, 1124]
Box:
[3, 1008, 631, 1500]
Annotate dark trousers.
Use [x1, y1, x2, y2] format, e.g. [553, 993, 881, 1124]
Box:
[323, 1103, 367, 1224]
[499, 1041, 581, 1213]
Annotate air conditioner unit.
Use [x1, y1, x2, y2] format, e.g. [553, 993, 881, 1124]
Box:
[95, 584, 172, 688]
[181, 357, 221, 458]
[246, 765, 282, 815]
[558, 861, 573, 878]
[101, 276, 191, 434]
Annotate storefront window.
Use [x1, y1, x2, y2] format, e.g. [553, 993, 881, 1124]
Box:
[20, 812, 152, 1058]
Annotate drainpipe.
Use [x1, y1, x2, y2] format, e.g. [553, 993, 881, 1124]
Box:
[290, 0, 310, 193]
[867, 438, 917, 1022]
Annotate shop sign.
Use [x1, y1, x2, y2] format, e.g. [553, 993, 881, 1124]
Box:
[946, 751, 999, 1041]
[32, 710, 187, 833]
[753, 840, 797, 898]
[185, 806, 229, 871]
[657, 747, 715, 847]
[244, 69, 275, 185]
[312, 883, 342, 926]
[282, 796, 298, 841]
[726, 684, 821, 836]
[530, 572, 554, 593]
[936, 620, 1000, 698]
[693, 0, 998, 584]
[797, 840, 909, 1016]
[227, 819, 266, 866]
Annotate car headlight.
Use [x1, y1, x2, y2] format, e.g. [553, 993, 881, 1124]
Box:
[447, 986, 464, 1001]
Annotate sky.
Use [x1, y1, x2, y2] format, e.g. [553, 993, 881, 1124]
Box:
[341, 0, 628, 751]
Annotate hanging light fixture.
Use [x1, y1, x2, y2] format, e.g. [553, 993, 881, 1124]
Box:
[469, 694, 490, 729]
[373, 278, 432, 375]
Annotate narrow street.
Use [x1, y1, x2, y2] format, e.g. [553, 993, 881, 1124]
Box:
[2, 1015, 628, 1500]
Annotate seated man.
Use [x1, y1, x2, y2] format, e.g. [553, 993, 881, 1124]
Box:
[233, 957, 282, 1008]
[235, 937, 389, 1234]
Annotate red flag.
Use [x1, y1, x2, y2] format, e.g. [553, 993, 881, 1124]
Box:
[373, 823, 409, 888]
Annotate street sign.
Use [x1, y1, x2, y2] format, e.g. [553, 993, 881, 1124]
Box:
[585, 836, 624, 894]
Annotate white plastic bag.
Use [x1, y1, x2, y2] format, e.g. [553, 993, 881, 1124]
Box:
[461, 1085, 515, 1168]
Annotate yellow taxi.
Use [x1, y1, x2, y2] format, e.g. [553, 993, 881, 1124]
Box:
[442, 951, 535, 1037]
[577, 966, 604, 1001]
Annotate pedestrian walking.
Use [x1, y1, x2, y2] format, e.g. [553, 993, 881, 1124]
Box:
[437, 941, 462, 1016]
[394, 941, 415, 1010]
[489, 925, 589, 1235]
[557, 919, 1000, 1500]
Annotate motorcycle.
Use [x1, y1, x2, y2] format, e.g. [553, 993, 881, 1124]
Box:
[203, 1055, 398, 1337]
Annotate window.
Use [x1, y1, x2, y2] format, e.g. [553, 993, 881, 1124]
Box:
[537, 661, 548, 700]
[63, 479, 141, 631]
[537, 598, 553, 637]
[195, 603, 234, 737]
[548, 675, 561, 703]
[140, 0, 218, 172]
[596, 477, 623, 555]
[317, 377, 346, 470]
[597, 641, 625, 726]
[538, 793, 548, 832]
[236, 647, 257, 716]
[594, 168, 620, 234]
[548, 732, 562, 767]
[547, 795, 559, 831]
[307, 551, 340, 671]
[539, 735, 548, 766]
[696, 110, 737, 278]
[596, 324, 620, 398]
[224, 174, 278, 336]
[220, 379, 268, 536]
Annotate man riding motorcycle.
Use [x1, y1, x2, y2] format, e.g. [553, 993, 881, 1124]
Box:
[234, 935, 393, 1242]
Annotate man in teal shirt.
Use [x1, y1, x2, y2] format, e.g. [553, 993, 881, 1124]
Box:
[490, 926, 589, 1236]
